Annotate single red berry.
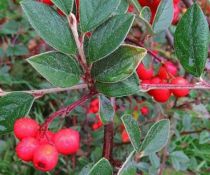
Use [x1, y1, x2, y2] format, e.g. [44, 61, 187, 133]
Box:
[137, 63, 154, 80]
[33, 144, 58, 172]
[158, 66, 169, 79]
[54, 128, 80, 155]
[141, 106, 149, 116]
[38, 0, 54, 5]
[36, 130, 55, 144]
[172, 4, 180, 25]
[121, 129, 130, 143]
[16, 137, 39, 162]
[164, 61, 178, 76]
[149, 77, 171, 103]
[14, 118, 39, 140]
[171, 77, 190, 97]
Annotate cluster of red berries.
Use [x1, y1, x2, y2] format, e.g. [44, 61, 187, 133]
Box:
[14, 118, 80, 172]
[37, 0, 65, 16]
[137, 61, 190, 103]
[132, 0, 181, 24]
[88, 98, 103, 130]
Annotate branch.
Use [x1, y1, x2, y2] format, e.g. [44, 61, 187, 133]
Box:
[103, 97, 115, 161]
[68, 13, 87, 69]
[0, 84, 87, 97]
[41, 91, 97, 130]
[141, 81, 210, 91]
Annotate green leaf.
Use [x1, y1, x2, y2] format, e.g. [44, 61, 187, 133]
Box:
[121, 114, 141, 151]
[52, 0, 74, 15]
[117, 151, 135, 175]
[79, 0, 120, 32]
[91, 45, 146, 83]
[6, 45, 28, 57]
[174, 3, 209, 77]
[27, 51, 81, 88]
[0, 92, 34, 135]
[140, 119, 170, 156]
[170, 151, 189, 171]
[115, 0, 129, 14]
[21, 0, 76, 55]
[140, 6, 151, 22]
[99, 95, 115, 124]
[95, 73, 140, 97]
[88, 14, 135, 62]
[88, 158, 112, 175]
[152, 0, 173, 33]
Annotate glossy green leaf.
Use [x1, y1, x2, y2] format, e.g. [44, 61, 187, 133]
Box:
[95, 73, 140, 97]
[21, 0, 76, 55]
[141, 6, 151, 22]
[88, 14, 135, 62]
[52, 0, 74, 15]
[0, 92, 34, 135]
[140, 119, 170, 156]
[115, 0, 129, 14]
[152, 0, 173, 33]
[79, 0, 120, 32]
[27, 51, 81, 88]
[91, 45, 146, 83]
[99, 95, 115, 124]
[88, 158, 112, 175]
[174, 3, 209, 77]
[122, 114, 141, 151]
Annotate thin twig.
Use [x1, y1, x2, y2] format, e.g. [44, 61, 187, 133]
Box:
[41, 92, 97, 130]
[0, 84, 87, 97]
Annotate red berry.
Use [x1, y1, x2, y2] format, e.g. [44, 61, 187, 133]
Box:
[164, 61, 178, 76]
[14, 118, 39, 140]
[33, 144, 58, 172]
[137, 63, 154, 80]
[141, 106, 149, 116]
[36, 130, 54, 144]
[172, 4, 180, 25]
[121, 129, 130, 143]
[38, 0, 54, 5]
[158, 66, 168, 79]
[16, 137, 39, 162]
[54, 129, 80, 155]
[171, 77, 189, 97]
[149, 77, 171, 103]
[128, 5, 134, 13]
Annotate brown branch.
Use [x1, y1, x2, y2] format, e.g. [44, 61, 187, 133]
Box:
[165, 29, 174, 48]
[103, 122, 114, 161]
[41, 91, 97, 130]
[181, 128, 210, 135]
[0, 84, 87, 97]
[158, 147, 168, 175]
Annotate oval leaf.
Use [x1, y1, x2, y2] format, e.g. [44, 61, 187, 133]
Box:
[99, 95, 115, 124]
[88, 14, 135, 62]
[27, 51, 81, 88]
[140, 119, 170, 156]
[121, 114, 141, 151]
[152, 0, 173, 33]
[174, 3, 209, 77]
[52, 0, 74, 15]
[0, 92, 34, 135]
[91, 45, 147, 83]
[80, 0, 120, 32]
[21, 0, 76, 55]
[88, 158, 112, 175]
[95, 73, 140, 97]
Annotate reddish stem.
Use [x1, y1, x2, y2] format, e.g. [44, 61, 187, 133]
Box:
[41, 91, 97, 130]
[103, 122, 114, 161]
